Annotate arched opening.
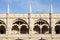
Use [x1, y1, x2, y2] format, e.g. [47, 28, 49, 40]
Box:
[33, 25, 40, 34]
[42, 25, 49, 34]
[34, 18, 50, 34]
[20, 25, 29, 34]
[0, 20, 6, 34]
[12, 18, 28, 34]
[12, 25, 19, 31]
[55, 25, 60, 34]
[11, 25, 19, 34]
[0, 25, 6, 34]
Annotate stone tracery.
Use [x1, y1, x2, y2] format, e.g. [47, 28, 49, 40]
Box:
[11, 18, 29, 34]
[33, 18, 50, 34]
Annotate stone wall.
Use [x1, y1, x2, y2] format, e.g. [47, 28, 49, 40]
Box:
[0, 13, 60, 40]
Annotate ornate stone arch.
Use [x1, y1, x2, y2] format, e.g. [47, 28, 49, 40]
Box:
[0, 20, 6, 34]
[33, 18, 50, 34]
[20, 24, 29, 34]
[11, 18, 29, 34]
[55, 21, 60, 34]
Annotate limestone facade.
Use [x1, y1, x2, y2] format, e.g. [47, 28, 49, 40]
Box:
[0, 13, 60, 40]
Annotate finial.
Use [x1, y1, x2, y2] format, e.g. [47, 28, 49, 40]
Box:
[50, 4, 53, 13]
[30, 4, 32, 13]
[7, 4, 10, 14]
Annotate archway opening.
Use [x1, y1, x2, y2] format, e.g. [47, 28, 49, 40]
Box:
[20, 25, 29, 34]
[34, 18, 50, 34]
[33, 25, 40, 34]
[11, 25, 19, 34]
[12, 25, 19, 31]
[0, 25, 6, 34]
[55, 25, 60, 34]
[42, 25, 49, 34]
